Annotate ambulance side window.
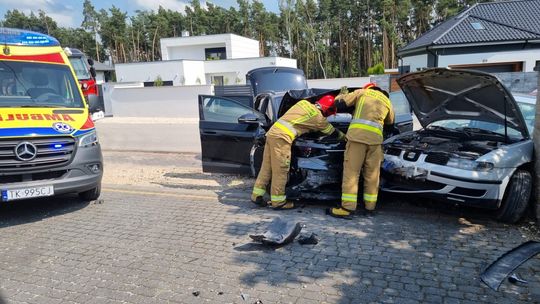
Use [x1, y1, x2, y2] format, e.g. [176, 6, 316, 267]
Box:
[202, 96, 259, 123]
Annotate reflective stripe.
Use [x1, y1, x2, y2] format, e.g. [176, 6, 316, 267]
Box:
[342, 193, 357, 202]
[349, 123, 383, 136]
[271, 194, 286, 202]
[252, 187, 266, 196]
[365, 90, 391, 107]
[274, 119, 297, 139]
[298, 100, 318, 116]
[364, 193, 378, 202]
[354, 96, 366, 118]
[321, 124, 334, 134]
[351, 119, 382, 130]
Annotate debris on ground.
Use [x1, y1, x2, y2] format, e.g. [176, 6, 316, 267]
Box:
[218, 291, 224, 295]
[254, 300, 263, 304]
[480, 241, 540, 291]
[249, 217, 302, 246]
[241, 293, 249, 301]
[192, 291, 200, 296]
[508, 273, 528, 285]
[298, 233, 319, 245]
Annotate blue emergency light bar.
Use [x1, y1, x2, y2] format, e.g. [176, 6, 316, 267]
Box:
[0, 27, 60, 47]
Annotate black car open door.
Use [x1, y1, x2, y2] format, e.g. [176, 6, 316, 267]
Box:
[198, 95, 265, 174]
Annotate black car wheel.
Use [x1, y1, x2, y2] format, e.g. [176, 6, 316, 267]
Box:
[496, 170, 531, 223]
[79, 185, 101, 201]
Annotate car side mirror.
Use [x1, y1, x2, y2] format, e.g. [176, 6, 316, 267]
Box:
[238, 113, 261, 124]
[90, 67, 97, 78]
[87, 58, 94, 66]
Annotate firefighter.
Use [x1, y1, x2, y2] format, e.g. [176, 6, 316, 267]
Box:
[251, 95, 346, 210]
[328, 83, 395, 218]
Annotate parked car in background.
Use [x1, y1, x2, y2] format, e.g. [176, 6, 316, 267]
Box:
[381, 68, 535, 223]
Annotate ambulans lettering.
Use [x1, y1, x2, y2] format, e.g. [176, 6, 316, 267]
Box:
[0, 113, 75, 121]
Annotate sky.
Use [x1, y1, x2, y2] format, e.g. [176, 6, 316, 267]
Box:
[0, 0, 280, 28]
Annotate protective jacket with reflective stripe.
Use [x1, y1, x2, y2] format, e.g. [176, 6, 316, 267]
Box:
[266, 99, 342, 143]
[335, 88, 394, 145]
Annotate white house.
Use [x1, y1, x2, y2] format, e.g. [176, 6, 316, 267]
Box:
[398, 0, 540, 73]
[115, 33, 297, 86]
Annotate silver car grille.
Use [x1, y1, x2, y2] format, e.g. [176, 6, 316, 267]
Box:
[0, 137, 76, 171]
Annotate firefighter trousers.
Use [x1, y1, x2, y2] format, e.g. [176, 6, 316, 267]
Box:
[252, 136, 291, 206]
[341, 141, 383, 211]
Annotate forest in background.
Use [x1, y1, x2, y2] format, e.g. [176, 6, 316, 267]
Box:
[0, 0, 491, 78]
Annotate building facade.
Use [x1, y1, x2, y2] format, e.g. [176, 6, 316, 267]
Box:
[399, 0, 540, 73]
[115, 33, 297, 86]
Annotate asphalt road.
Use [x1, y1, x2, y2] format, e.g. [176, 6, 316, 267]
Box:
[0, 151, 539, 304]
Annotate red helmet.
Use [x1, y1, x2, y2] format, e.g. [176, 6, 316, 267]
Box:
[317, 95, 336, 117]
[363, 82, 377, 89]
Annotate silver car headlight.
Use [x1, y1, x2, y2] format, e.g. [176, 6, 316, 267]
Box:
[447, 158, 494, 171]
[78, 130, 99, 147]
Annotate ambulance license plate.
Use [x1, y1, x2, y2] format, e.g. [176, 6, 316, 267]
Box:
[1, 186, 54, 201]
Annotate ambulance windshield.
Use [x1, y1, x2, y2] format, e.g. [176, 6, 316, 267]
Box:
[0, 61, 84, 108]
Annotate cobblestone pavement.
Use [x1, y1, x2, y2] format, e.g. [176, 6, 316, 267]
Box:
[0, 152, 539, 304]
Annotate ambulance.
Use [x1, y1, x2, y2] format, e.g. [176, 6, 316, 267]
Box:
[0, 28, 103, 202]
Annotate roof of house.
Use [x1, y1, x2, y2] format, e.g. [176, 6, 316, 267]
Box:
[399, 0, 540, 54]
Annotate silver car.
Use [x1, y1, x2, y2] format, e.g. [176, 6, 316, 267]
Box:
[381, 68, 536, 223]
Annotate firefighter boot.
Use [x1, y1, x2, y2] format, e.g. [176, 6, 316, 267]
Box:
[327, 207, 354, 219]
[271, 201, 296, 210]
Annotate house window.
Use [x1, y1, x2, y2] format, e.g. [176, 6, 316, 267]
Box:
[471, 22, 485, 30]
[205, 47, 226, 60]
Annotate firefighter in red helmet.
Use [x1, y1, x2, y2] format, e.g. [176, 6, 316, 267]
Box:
[329, 82, 395, 218]
[251, 95, 345, 210]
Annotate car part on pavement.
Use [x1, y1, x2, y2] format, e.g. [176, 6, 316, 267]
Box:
[508, 273, 528, 285]
[480, 241, 540, 291]
[298, 233, 319, 245]
[249, 217, 302, 246]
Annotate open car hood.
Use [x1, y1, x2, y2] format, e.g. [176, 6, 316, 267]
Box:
[398, 68, 529, 139]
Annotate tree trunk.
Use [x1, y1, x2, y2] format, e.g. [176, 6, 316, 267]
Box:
[534, 63, 540, 225]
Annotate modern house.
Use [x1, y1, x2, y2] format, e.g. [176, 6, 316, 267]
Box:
[398, 0, 540, 73]
[115, 33, 297, 86]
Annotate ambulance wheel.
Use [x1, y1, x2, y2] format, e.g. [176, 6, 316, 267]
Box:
[79, 185, 101, 201]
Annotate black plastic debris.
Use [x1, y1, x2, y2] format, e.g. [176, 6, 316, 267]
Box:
[192, 291, 200, 296]
[508, 273, 528, 285]
[249, 217, 302, 246]
[298, 233, 319, 245]
[241, 293, 249, 301]
[254, 300, 263, 304]
[480, 241, 540, 291]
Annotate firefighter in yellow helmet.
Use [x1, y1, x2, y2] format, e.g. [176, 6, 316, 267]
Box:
[329, 83, 395, 218]
[251, 95, 346, 210]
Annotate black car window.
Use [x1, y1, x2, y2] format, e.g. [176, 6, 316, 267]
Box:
[202, 96, 259, 123]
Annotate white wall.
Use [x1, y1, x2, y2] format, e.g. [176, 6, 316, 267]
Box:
[161, 34, 259, 60]
[204, 57, 297, 84]
[401, 54, 428, 72]
[181, 61, 206, 85]
[307, 77, 371, 90]
[229, 34, 260, 58]
[115, 61, 184, 85]
[437, 49, 540, 72]
[104, 84, 213, 117]
[166, 43, 226, 60]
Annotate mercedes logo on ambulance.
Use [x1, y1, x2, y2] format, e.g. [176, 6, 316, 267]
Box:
[15, 142, 38, 161]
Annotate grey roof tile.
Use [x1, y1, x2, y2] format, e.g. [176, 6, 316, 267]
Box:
[399, 0, 540, 53]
